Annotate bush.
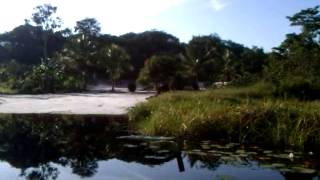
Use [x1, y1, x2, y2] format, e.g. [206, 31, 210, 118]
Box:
[137, 55, 184, 93]
[128, 82, 136, 92]
[20, 62, 86, 94]
[192, 81, 200, 90]
[276, 76, 320, 100]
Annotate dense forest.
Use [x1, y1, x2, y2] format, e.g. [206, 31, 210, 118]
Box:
[0, 4, 319, 99]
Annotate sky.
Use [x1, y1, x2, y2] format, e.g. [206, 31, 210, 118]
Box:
[0, 0, 319, 51]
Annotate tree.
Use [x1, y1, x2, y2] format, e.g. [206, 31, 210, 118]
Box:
[98, 44, 131, 91]
[75, 18, 101, 38]
[72, 18, 103, 81]
[31, 4, 62, 62]
[22, 59, 64, 93]
[119, 30, 183, 79]
[272, 5, 320, 77]
[0, 25, 43, 64]
[184, 35, 225, 84]
[138, 55, 182, 93]
[265, 6, 320, 99]
[287, 6, 320, 38]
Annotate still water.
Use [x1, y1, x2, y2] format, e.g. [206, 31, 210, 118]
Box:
[0, 114, 318, 180]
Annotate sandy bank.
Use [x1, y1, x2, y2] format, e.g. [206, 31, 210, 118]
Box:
[0, 92, 153, 115]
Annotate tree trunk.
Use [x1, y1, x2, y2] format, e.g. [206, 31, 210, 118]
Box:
[155, 83, 160, 94]
[111, 79, 115, 92]
[42, 32, 48, 63]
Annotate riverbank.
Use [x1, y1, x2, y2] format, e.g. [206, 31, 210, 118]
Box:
[0, 92, 153, 115]
[129, 84, 320, 149]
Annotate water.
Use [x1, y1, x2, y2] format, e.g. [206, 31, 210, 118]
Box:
[0, 114, 318, 180]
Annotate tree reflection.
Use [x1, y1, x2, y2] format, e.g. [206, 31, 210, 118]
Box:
[70, 158, 98, 177]
[0, 114, 180, 179]
[21, 163, 59, 180]
[185, 153, 221, 171]
[0, 114, 316, 180]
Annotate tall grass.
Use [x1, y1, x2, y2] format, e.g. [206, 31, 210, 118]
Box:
[129, 83, 320, 149]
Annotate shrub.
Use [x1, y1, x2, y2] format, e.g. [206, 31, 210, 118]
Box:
[276, 76, 320, 100]
[128, 82, 136, 92]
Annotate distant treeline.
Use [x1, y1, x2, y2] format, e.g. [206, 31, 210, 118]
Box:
[0, 4, 319, 98]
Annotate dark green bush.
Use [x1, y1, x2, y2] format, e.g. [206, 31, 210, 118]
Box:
[276, 77, 320, 100]
[128, 82, 136, 92]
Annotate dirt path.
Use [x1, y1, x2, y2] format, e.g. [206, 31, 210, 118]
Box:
[0, 92, 153, 115]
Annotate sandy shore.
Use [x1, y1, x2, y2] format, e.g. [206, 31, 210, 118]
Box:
[0, 92, 153, 115]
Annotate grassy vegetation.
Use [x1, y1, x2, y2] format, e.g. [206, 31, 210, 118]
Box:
[0, 84, 17, 94]
[129, 83, 320, 149]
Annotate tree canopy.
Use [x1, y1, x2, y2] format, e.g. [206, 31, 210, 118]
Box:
[0, 4, 319, 96]
[75, 18, 101, 37]
[98, 44, 131, 91]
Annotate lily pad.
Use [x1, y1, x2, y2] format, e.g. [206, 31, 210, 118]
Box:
[117, 135, 175, 141]
[260, 164, 275, 169]
[144, 155, 167, 160]
[268, 153, 290, 159]
[235, 150, 246, 154]
[246, 151, 258, 155]
[279, 168, 294, 173]
[262, 150, 273, 154]
[157, 150, 170, 154]
[123, 144, 138, 148]
[238, 153, 248, 158]
[201, 144, 211, 150]
[291, 167, 317, 174]
[187, 151, 207, 156]
[270, 163, 286, 168]
[220, 156, 235, 162]
[149, 145, 161, 150]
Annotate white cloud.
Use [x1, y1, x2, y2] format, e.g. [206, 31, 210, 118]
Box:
[210, 0, 229, 11]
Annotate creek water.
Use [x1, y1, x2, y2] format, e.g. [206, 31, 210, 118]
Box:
[0, 114, 318, 180]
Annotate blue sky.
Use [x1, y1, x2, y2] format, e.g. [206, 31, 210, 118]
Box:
[0, 0, 319, 50]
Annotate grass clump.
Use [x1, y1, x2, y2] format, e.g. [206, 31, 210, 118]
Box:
[129, 83, 320, 149]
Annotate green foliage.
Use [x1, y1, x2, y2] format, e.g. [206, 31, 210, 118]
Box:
[185, 35, 224, 83]
[0, 60, 30, 93]
[129, 85, 320, 148]
[275, 76, 320, 100]
[0, 85, 17, 94]
[265, 5, 320, 100]
[98, 44, 131, 91]
[21, 60, 61, 93]
[119, 30, 183, 78]
[59, 34, 100, 83]
[75, 18, 101, 37]
[137, 54, 183, 93]
[31, 4, 61, 31]
[287, 6, 320, 37]
[127, 82, 136, 92]
[0, 24, 66, 65]
[21, 57, 85, 93]
[0, 4, 319, 95]
[31, 4, 62, 62]
[184, 35, 267, 86]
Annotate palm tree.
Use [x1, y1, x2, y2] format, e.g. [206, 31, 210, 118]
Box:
[180, 45, 217, 89]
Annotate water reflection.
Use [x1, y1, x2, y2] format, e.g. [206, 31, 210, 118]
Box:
[0, 114, 318, 180]
[0, 114, 182, 179]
